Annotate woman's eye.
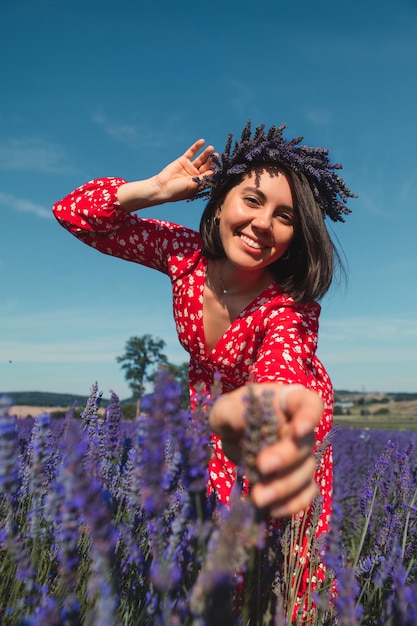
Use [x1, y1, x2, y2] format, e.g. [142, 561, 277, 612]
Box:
[244, 196, 260, 205]
[275, 212, 294, 225]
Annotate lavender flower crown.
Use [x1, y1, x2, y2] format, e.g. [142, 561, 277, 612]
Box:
[193, 121, 356, 222]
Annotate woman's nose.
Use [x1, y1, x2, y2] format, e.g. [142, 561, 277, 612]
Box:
[252, 209, 272, 230]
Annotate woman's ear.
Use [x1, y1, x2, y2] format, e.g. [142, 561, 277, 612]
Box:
[215, 205, 222, 219]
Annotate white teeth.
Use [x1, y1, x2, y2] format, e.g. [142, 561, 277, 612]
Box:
[240, 234, 263, 249]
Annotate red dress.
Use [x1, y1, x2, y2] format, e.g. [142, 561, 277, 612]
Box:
[53, 177, 333, 607]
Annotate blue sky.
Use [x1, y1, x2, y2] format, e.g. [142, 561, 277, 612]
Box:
[1, 0, 416, 398]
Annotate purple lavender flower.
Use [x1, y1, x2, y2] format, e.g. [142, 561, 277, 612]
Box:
[136, 368, 189, 514]
[371, 449, 412, 557]
[176, 409, 211, 497]
[86, 551, 120, 626]
[133, 372, 181, 596]
[373, 541, 402, 589]
[0, 396, 20, 499]
[23, 412, 57, 539]
[103, 390, 123, 464]
[190, 492, 254, 625]
[332, 427, 417, 624]
[29, 412, 55, 494]
[67, 422, 118, 555]
[178, 381, 212, 497]
[77, 383, 106, 484]
[116, 519, 146, 577]
[123, 442, 144, 511]
[360, 439, 395, 518]
[20, 594, 63, 626]
[53, 420, 119, 623]
[333, 564, 363, 625]
[135, 407, 167, 520]
[88, 389, 124, 492]
[80, 381, 103, 441]
[1, 521, 38, 600]
[384, 562, 417, 625]
[240, 385, 280, 485]
[45, 461, 81, 602]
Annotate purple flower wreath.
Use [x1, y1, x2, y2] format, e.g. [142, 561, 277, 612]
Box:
[193, 120, 356, 222]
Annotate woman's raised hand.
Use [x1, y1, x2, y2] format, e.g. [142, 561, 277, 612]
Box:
[117, 139, 215, 212]
[209, 383, 323, 518]
[153, 139, 215, 203]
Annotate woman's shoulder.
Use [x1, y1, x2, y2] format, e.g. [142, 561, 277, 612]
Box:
[257, 286, 321, 329]
[153, 222, 203, 280]
[141, 218, 199, 237]
[264, 285, 321, 313]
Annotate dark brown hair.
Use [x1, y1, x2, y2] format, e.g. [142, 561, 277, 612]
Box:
[199, 166, 343, 304]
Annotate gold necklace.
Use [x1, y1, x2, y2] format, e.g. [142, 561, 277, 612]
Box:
[211, 263, 244, 295]
[205, 263, 240, 296]
[217, 273, 231, 295]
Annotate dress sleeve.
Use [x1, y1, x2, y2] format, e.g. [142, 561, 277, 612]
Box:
[52, 177, 200, 276]
[250, 302, 321, 387]
[52, 177, 130, 234]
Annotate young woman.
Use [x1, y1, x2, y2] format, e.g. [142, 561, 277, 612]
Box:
[53, 121, 354, 614]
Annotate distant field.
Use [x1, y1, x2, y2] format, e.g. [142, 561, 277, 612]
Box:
[335, 398, 417, 430]
[12, 399, 417, 430]
[11, 405, 105, 418]
[11, 406, 73, 418]
[335, 415, 417, 431]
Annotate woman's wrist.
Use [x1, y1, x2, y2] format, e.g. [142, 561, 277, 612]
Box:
[116, 177, 166, 213]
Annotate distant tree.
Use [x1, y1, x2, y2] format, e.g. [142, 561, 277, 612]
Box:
[116, 334, 168, 401]
[119, 403, 137, 421]
[374, 407, 390, 415]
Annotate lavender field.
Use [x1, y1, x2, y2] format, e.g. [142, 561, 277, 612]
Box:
[1, 374, 417, 625]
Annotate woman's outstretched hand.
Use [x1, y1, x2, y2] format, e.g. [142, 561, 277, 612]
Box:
[209, 383, 323, 518]
[117, 139, 215, 212]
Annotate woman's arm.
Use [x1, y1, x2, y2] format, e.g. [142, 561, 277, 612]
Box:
[52, 139, 215, 232]
[52, 175, 201, 273]
[209, 383, 322, 518]
[117, 139, 214, 212]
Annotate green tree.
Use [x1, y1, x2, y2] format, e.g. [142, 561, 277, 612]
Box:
[116, 334, 168, 401]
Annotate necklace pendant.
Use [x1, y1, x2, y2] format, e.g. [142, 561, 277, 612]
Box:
[223, 289, 228, 294]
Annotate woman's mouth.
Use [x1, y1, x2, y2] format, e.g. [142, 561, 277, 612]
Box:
[239, 233, 268, 251]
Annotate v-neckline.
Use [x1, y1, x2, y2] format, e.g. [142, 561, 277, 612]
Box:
[199, 258, 275, 356]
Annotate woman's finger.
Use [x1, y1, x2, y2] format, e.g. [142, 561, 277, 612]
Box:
[256, 433, 315, 476]
[192, 145, 215, 171]
[277, 385, 323, 439]
[251, 453, 318, 513]
[182, 139, 206, 160]
[266, 480, 319, 519]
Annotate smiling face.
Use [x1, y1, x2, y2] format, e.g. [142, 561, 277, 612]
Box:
[215, 167, 296, 274]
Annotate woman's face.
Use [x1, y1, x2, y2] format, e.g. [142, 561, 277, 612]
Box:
[216, 167, 296, 272]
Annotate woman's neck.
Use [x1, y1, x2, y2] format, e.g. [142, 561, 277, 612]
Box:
[208, 259, 273, 297]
